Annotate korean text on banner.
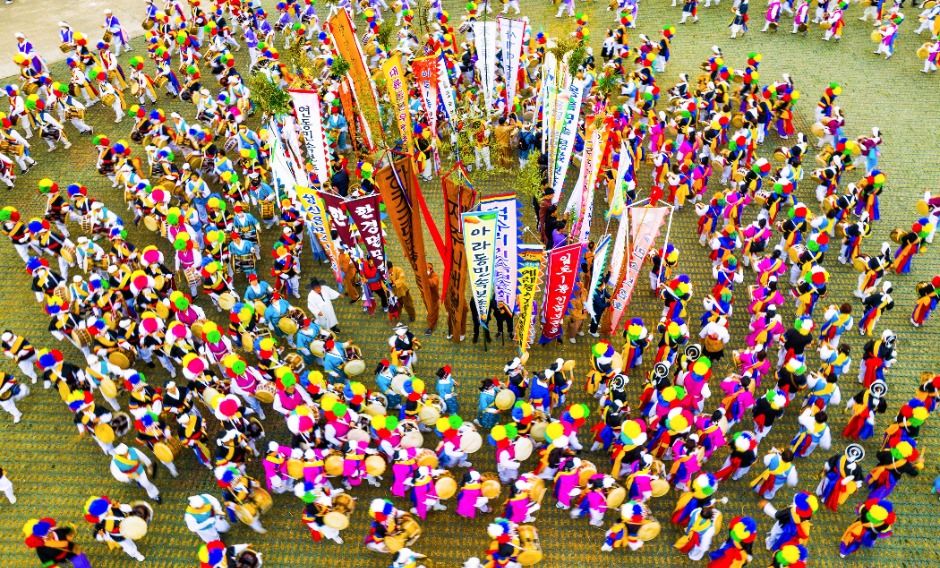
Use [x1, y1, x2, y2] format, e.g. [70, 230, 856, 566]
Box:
[550, 80, 584, 204]
[479, 194, 519, 313]
[373, 159, 433, 311]
[462, 210, 499, 326]
[412, 57, 440, 138]
[516, 244, 546, 354]
[608, 207, 669, 332]
[287, 89, 330, 184]
[442, 176, 476, 342]
[318, 191, 356, 250]
[346, 193, 386, 271]
[539, 242, 584, 342]
[498, 17, 527, 115]
[295, 185, 341, 282]
[328, 8, 381, 149]
[472, 21, 499, 112]
[381, 54, 414, 157]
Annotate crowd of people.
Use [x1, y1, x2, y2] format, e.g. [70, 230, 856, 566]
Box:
[1, 0, 940, 567]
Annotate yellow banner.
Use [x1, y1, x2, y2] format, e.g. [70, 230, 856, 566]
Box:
[295, 185, 340, 281]
[516, 244, 546, 355]
[381, 53, 414, 157]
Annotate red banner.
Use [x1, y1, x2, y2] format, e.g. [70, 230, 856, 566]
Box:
[318, 191, 356, 250]
[442, 174, 476, 341]
[346, 193, 386, 272]
[539, 242, 584, 342]
[411, 56, 440, 138]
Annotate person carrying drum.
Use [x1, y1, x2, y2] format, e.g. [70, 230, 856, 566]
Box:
[0, 372, 26, 424]
[110, 443, 162, 503]
[219, 467, 268, 534]
[299, 485, 347, 545]
[364, 498, 415, 554]
[83, 496, 147, 561]
[103, 9, 133, 55]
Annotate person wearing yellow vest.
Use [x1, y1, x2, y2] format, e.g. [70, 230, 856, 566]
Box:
[750, 448, 798, 499]
[185, 494, 230, 543]
[788, 405, 831, 458]
[84, 496, 146, 561]
[1, 330, 38, 384]
[109, 443, 161, 503]
[674, 503, 721, 560]
[0, 372, 26, 423]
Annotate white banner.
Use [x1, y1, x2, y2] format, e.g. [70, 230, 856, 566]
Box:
[608, 207, 629, 288]
[540, 52, 557, 154]
[498, 16, 527, 115]
[550, 80, 584, 204]
[287, 89, 330, 185]
[267, 119, 300, 199]
[478, 195, 519, 313]
[438, 56, 458, 127]
[575, 127, 602, 244]
[472, 21, 499, 113]
[463, 209, 499, 326]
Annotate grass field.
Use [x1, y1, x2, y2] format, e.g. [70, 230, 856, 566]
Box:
[1, 0, 939, 566]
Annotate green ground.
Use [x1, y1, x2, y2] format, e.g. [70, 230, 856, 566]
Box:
[1, 1, 939, 566]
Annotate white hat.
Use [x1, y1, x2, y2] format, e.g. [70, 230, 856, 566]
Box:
[14, 33, 24, 39]
[58, 22, 69, 28]
[114, 443, 129, 454]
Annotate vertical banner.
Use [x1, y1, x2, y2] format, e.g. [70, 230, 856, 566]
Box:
[338, 78, 359, 152]
[571, 126, 602, 244]
[608, 207, 629, 289]
[412, 56, 440, 138]
[516, 244, 546, 354]
[275, 117, 306, 175]
[442, 175, 476, 342]
[607, 142, 630, 219]
[586, 235, 611, 318]
[381, 54, 414, 157]
[462, 210, 499, 326]
[328, 8, 381, 149]
[287, 89, 330, 184]
[550, 80, 584, 204]
[472, 20, 499, 112]
[478, 193, 520, 313]
[609, 207, 669, 333]
[295, 185, 341, 281]
[318, 191, 356, 250]
[267, 119, 301, 199]
[497, 16, 527, 114]
[539, 242, 584, 343]
[374, 159, 433, 311]
[437, 56, 458, 128]
[346, 193, 386, 270]
[540, 52, 557, 154]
